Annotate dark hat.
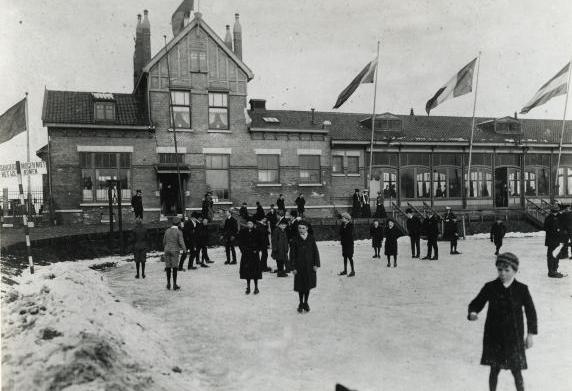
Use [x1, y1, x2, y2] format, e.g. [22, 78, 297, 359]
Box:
[496, 252, 519, 271]
[405, 208, 413, 213]
[355, 188, 360, 192]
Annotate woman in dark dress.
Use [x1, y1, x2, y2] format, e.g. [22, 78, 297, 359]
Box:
[370, 220, 384, 258]
[468, 253, 537, 391]
[289, 221, 320, 313]
[384, 219, 401, 267]
[339, 212, 355, 277]
[238, 219, 262, 294]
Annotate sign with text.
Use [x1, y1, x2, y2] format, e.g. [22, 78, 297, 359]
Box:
[0, 162, 46, 178]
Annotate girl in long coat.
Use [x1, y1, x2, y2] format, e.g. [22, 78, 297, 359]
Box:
[370, 220, 384, 258]
[468, 252, 537, 391]
[339, 212, 355, 277]
[384, 219, 401, 267]
[238, 220, 262, 294]
[289, 221, 320, 313]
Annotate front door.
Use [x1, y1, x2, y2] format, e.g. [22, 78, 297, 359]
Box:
[159, 174, 182, 215]
[495, 168, 508, 207]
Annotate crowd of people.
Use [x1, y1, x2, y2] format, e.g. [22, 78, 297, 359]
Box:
[124, 197, 554, 391]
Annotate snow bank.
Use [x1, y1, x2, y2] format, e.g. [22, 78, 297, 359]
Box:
[465, 231, 545, 240]
[1, 253, 199, 391]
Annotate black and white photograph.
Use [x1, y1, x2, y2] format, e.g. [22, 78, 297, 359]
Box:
[1, 1, 571, 390]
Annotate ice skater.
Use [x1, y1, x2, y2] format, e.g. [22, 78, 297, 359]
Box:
[384, 219, 400, 267]
[490, 218, 507, 255]
[339, 212, 355, 277]
[162, 216, 186, 290]
[468, 252, 537, 391]
[289, 221, 320, 313]
[370, 219, 383, 258]
[239, 219, 262, 294]
[130, 217, 148, 279]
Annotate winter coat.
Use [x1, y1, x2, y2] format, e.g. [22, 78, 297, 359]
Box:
[339, 222, 354, 257]
[443, 218, 459, 241]
[271, 228, 289, 261]
[266, 210, 279, 232]
[370, 225, 384, 248]
[384, 226, 401, 256]
[254, 205, 265, 221]
[352, 193, 361, 217]
[375, 197, 387, 218]
[130, 223, 148, 251]
[295, 196, 306, 213]
[131, 194, 143, 214]
[289, 234, 320, 292]
[256, 222, 270, 249]
[239, 206, 249, 220]
[544, 214, 561, 247]
[238, 228, 262, 280]
[468, 279, 537, 369]
[163, 226, 186, 253]
[407, 215, 422, 236]
[183, 219, 198, 248]
[490, 222, 506, 243]
[424, 215, 440, 239]
[560, 210, 572, 232]
[196, 224, 209, 247]
[276, 198, 285, 211]
[222, 216, 239, 242]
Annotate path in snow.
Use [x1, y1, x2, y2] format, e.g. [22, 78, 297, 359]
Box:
[107, 237, 572, 391]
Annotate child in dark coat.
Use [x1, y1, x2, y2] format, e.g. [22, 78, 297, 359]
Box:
[196, 218, 212, 266]
[490, 219, 507, 255]
[239, 220, 262, 294]
[370, 220, 384, 258]
[289, 221, 320, 313]
[468, 252, 537, 391]
[271, 219, 289, 277]
[384, 219, 401, 267]
[339, 212, 355, 277]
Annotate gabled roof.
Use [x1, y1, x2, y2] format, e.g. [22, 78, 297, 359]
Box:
[42, 90, 149, 127]
[142, 14, 254, 81]
[248, 109, 572, 145]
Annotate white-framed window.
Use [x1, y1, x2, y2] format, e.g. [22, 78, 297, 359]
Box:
[205, 154, 230, 201]
[170, 91, 191, 129]
[80, 152, 131, 202]
[332, 156, 344, 173]
[299, 155, 321, 184]
[208, 92, 229, 130]
[257, 154, 279, 183]
[94, 102, 115, 121]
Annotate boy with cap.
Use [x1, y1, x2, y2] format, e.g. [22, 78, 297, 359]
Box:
[468, 253, 537, 391]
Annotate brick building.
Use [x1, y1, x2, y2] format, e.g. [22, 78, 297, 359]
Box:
[39, 9, 572, 224]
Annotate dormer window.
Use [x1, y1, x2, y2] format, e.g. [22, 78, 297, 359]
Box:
[495, 121, 521, 134]
[360, 113, 402, 131]
[94, 101, 115, 121]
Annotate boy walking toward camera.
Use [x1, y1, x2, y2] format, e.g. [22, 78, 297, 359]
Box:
[467, 252, 537, 391]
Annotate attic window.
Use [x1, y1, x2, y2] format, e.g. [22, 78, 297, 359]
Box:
[263, 117, 280, 123]
[495, 122, 521, 134]
[375, 119, 401, 131]
[94, 101, 115, 121]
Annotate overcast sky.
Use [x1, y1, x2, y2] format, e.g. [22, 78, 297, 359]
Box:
[1, 0, 571, 188]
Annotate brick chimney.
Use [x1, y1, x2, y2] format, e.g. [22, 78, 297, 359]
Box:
[224, 25, 233, 51]
[233, 13, 242, 60]
[134, 10, 151, 88]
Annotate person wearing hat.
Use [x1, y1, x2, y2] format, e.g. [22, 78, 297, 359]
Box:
[490, 218, 507, 255]
[339, 212, 355, 277]
[443, 207, 460, 255]
[375, 191, 386, 219]
[558, 204, 572, 259]
[351, 189, 361, 218]
[370, 219, 384, 258]
[238, 218, 262, 294]
[256, 216, 272, 272]
[180, 212, 200, 270]
[295, 193, 306, 218]
[384, 219, 401, 267]
[421, 210, 440, 260]
[544, 206, 565, 278]
[271, 217, 290, 277]
[162, 216, 186, 290]
[406, 208, 422, 258]
[361, 190, 371, 218]
[289, 220, 320, 312]
[276, 194, 286, 215]
[222, 209, 239, 265]
[468, 252, 537, 391]
[131, 189, 143, 219]
[196, 217, 212, 267]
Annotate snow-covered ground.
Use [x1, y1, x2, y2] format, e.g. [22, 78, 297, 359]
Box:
[2, 235, 571, 391]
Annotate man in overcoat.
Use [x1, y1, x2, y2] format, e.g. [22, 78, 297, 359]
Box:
[544, 206, 564, 278]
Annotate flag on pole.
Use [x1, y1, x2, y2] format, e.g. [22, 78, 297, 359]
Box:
[333, 59, 378, 109]
[425, 57, 477, 115]
[172, 0, 194, 37]
[520, 62, 570, 114]
[0, 98, 26, 145]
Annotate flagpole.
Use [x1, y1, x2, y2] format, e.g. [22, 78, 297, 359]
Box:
[164, 35, 185, 217]
[368, 41, 381, 195]
[24, 92, 32, 217]
[465, 52, 481, 208]
[554, 58, 572, 199]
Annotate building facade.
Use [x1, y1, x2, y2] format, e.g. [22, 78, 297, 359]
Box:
[39, 10, 572, 224]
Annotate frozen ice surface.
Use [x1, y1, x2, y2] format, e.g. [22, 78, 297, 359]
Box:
[2, 236, 571, 391]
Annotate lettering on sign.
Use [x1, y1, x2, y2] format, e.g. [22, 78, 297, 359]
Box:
[0, 162, 47, 178]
